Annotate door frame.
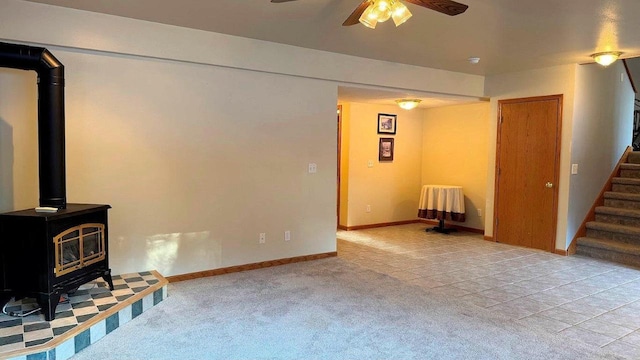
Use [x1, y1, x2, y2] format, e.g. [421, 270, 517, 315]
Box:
[492, 94, 563, 252]
[337, 105, 342, 228]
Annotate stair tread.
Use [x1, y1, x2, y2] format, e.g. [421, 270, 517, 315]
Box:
[612, 177, 640, 185]
[595, 206, 640, 218]
[604, 191, 640, 200]
[586, 221, 640, 235]
[627, 152, 640, 163]
[621, 163, 640, 169]
[577, 237, 640, 256]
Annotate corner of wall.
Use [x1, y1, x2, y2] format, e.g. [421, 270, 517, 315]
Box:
[422, 102, 490, 231]
[338, 103, 350, 227]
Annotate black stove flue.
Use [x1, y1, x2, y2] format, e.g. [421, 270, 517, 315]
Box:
[0, 41, 66, 208]
[0, 42, 113, 321]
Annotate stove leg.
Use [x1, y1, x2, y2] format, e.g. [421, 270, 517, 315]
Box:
[102, 269, 114, 291]
[37, 291, 60, 321]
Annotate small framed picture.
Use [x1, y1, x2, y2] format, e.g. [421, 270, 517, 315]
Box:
[377, 113, 397, 134]
[379, 138, 394, 162]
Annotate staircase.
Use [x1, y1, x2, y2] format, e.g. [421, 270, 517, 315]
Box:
[577, 152, 640, 266]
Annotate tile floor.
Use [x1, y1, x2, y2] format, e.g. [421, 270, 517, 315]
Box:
[337, 223, 640, 359]
[0, 271, 165, 358]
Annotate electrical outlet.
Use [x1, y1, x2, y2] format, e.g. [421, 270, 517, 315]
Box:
[366, 205, 371, 213]
[308, 163, 317, 173]
[259, 233, 266, 244]
[368, 160, 374, 168]
[284, 230, 291, 241]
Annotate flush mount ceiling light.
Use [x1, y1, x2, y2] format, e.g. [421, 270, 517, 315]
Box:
[591, 51, 623, 67]
[396, 99, 421, 110]
[468, 57, 480, 64]
[359, 0, 413, 29]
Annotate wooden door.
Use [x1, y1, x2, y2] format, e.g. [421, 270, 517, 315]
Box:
[494, 95, 562, 252]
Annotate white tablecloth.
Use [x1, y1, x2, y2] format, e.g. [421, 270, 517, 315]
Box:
[417, 185, 466, 222]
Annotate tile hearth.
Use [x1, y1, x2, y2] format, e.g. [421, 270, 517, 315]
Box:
[0, 271, 167, 360]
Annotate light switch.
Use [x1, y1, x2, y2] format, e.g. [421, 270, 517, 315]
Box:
[571, 164, 578, 175]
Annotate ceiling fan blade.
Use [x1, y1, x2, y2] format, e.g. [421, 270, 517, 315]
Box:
[271, 0, 298, 3]
[404, 0, 468, 16]
[342, 0, 373, 26]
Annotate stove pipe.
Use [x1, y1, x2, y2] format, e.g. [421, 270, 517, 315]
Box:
[0, 42, 66, 209]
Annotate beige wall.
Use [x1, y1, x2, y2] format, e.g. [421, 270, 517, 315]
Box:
[0, 71, 38, 211]
[340, 103, 423, 227]
[484, 65, 577, 250]
[484, 63, 635, 251]
[566, 62, 635, 248]
[6, 0, 628, 266]
[1, 49, 338, 277]
[422, 102, 490, 230]
[0, 0, 486, 277]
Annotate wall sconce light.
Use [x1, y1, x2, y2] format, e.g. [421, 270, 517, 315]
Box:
[396, 99, 421, 110]
[359, 0, 413, 29]
[591, 51, 623, 67]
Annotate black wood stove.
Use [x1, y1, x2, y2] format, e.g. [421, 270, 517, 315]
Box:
[0, 42, 113, 320]
[0, 204, 113, 321]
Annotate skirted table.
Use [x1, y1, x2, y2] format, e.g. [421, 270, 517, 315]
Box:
[417, 185, 466, 234]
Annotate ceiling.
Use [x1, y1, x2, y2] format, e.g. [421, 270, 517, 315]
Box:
[22, 0, 640, 107]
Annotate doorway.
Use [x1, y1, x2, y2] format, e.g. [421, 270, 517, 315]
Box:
[493, 95, 562, 252]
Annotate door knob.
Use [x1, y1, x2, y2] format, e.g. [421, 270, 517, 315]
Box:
[545, 182, 553, 188]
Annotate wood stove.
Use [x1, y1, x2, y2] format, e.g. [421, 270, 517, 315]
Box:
[0, 42, 114, 320]
[0, 204, 113, 321]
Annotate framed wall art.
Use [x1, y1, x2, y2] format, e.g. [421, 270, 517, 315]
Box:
[379, 138, 394, 162]
[377, 113, 397, 135]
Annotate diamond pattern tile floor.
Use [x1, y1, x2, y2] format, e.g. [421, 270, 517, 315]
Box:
[0, 271, 160, 354]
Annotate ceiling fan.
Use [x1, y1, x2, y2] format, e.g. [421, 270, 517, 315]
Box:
[271, 0, 468, 27]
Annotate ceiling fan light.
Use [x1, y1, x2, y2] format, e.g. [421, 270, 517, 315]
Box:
[396, 99, 421, 110]
[591, 51, 623, 67]
[375, 0, 392, 12]
[377, 9, 392, 22]
[373, 4, 393, 22]
[392, 2, 412, 26]
[359, 5, 378, 28]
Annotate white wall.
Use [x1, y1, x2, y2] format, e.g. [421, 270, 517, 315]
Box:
[566, 62, 635, 247]
[0, 0, 485, 276]
[1, 49, 338, 277]
[422, 102, 490, 230]
[484, 65, 577, 250]
[341, 103, 424, 227]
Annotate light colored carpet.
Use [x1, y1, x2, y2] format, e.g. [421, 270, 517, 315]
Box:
[71, 257, 620, 359]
